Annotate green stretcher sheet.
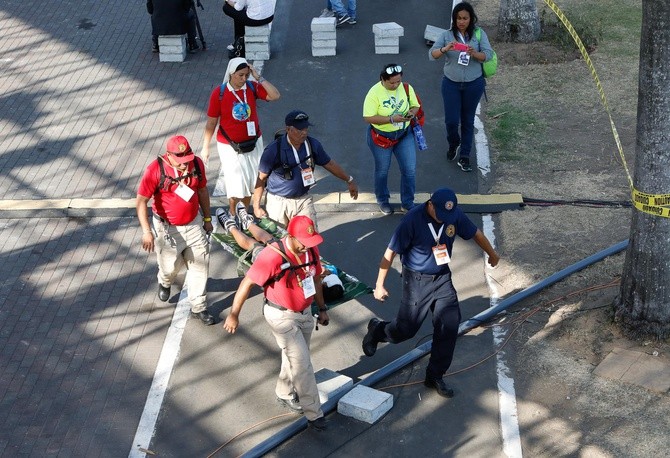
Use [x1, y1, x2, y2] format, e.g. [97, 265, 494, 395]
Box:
[210, 218, 373, 309]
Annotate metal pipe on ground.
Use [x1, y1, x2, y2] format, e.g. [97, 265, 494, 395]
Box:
[240, 240, 629, 458]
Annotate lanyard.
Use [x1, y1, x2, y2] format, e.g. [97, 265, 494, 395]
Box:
[457, 31, 467, 43]
[428, 222, 444, 245]
[228, 83, 248, 106]
[290, 139, 311, 168]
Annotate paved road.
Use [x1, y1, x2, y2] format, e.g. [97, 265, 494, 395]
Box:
[0, 0, 508, 457]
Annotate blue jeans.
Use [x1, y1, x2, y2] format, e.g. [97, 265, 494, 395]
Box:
[441, 76, 485, 158]
[328, 0, 356, 18]
[366, 126, 416, 208]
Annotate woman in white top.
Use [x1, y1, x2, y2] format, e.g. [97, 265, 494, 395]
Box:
[223, 0, 276, 58]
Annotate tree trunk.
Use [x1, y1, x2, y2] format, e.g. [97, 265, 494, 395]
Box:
[615, 0, 670, 339]
[498, 0, 541, 43]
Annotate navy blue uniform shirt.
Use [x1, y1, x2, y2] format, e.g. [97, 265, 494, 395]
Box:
[259, 135, 331, 198]
[389, 203, 478, 275]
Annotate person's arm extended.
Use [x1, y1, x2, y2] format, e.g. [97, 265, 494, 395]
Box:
[322, 160, 358, 200]
[374, 248, 396, 301]
[472, 229, 499, 268]
[197, 187, 213, 233]
[201, 116, 218, 163]
[252, 171, 270, 218]
[136, 194, 155, 253]
[223, 276, 256, 333]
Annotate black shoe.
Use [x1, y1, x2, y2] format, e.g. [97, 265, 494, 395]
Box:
[277, 396, 303, 414]
[191, 310, 215, 325]
[362, 318, 383, 357]
[307, 416, 327, 432]
[458, 157, 472, 172]
[424, 377, 454, 398]
[336, 14, 351, 26]
[151, 43, 159, 53]
[158, 283, 170, 302]
[188, 43, 200, 54]
[447, 144, 460, 161]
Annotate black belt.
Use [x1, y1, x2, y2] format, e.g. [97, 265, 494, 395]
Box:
[264, 299, 306, 314]
[403, 266, 449, 280]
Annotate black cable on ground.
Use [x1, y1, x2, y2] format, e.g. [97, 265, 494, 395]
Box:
[523, 197, 631, 208]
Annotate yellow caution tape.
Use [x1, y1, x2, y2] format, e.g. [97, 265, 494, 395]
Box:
[543, 0, 670, 217]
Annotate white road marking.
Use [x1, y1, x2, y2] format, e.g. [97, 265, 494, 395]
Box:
[128, 288, 191, 458]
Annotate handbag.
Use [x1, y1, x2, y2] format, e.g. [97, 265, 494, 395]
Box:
[218, 125, 258, 153]
[402, 83, 425, 126]
[370, 127, 404, 149]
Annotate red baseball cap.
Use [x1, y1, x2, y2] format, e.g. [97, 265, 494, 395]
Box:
[166, 135, 195, 164]
[287, 215, 323, 248]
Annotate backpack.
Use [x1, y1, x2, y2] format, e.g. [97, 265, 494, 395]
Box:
[402, 83, 425, 126]
[262, 238, 318, 288]
[271, 133, 315, 180]
[156, 156, 202, 193]
[475, 28, 498, 77]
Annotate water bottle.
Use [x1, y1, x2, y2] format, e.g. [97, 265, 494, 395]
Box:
[412, 122, 428, 151]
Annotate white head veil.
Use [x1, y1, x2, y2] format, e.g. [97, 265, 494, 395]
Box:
[223, 57, 249, 84]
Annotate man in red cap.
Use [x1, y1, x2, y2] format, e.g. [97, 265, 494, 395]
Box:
[223, 215, 330, 431]
[136, 135, 215, 325]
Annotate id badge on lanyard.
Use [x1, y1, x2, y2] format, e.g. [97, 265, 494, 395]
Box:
[429, 223, 451, 265]
[301, 275, 316, 298]
[173, 165, 195, 202]
[457, 31, 470, 66]
[291, 141, 315, 187]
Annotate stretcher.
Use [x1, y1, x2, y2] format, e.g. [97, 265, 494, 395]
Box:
[211, 217, 373, 309]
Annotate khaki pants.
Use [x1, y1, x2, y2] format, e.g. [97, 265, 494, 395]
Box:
[153, 215, 209, 313]
[263, 304, 323, 421]
[266, 193, 318, 228]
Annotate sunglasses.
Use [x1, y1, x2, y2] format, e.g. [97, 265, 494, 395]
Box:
[385, 65, 402, 75]
[170, 149, 192, 157]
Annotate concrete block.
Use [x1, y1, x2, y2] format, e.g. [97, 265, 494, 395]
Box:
[245, 34, 270, 43]
[312, 46, 336, 57]
[311, 17, 337, 32]
[245, 51, 270, 61]
[338, 385, 393, 424]
[312, 39, 336, 48]
[245, 43, 270, 53]
[245, 23, 272, 36]
[424, 24, 448, 43]
[158, 34, 186, 47]
[372, 22, 404, 38]
[159, 52, 186, 62]
[312, 31, 337, 40]
[375, 45, 400, 55]
[315, 368, 353, 405]
[374, 37, 400, 46]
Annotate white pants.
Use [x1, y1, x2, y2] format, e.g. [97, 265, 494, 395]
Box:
[153, 215, 210, 312]
[263, 304, 323, 421]
[266, 192, 318, 229]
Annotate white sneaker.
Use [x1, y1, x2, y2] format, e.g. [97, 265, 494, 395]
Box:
[319, 8, 335, 17]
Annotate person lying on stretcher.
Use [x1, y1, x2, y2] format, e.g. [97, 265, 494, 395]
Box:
[216, 203, 344, 302]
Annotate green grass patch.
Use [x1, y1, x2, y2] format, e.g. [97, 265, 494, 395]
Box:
[486, 105, 545, 162]
[540, 0, 641, 57]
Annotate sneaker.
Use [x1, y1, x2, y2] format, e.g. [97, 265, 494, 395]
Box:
[447, 144, 460, 161]
[424, 377, 455, 398]
[276, 396, 303, 414]
[235, 202, 255, 231]
[379, 203, 393, 215]
[319, 8, 335, 17]
[226, 44, 235, 51]
[151, 43, 159, 53]
[347, 17, 357, 25]
[401, 203, 415, 213]
[336, 14, 351, 26]
[216, 207, 238, 234]
[458, 157, 472, 172]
